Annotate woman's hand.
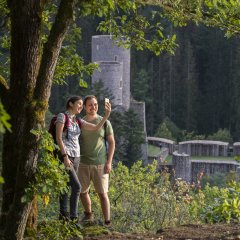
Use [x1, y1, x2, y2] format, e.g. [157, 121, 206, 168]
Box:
[104, 102, 111, 118]
[64, 156, 72, 169]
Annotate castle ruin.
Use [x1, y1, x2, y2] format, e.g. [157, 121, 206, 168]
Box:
[91, 35, 148, 162]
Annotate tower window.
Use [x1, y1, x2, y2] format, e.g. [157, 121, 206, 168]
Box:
[114, 55, 118, 61]
[96, 45, 99, 50]
[120, 78, 123, 88]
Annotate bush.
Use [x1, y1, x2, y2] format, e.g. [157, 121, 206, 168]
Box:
[207, 128, 233, 143]
[83, 161, 195, 232]
[190, 181, 240, 223]
[38, 220, 83, 240]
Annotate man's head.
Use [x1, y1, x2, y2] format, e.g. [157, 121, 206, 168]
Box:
[83, 95, 98, 116]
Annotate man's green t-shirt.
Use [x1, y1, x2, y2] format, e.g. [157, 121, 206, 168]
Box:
[80, 115, 113, 165]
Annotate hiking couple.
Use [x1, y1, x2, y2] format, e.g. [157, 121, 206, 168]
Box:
[55, 95, 115, 227]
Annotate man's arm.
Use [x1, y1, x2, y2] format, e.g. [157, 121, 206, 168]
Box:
[104, 134, 115, 174]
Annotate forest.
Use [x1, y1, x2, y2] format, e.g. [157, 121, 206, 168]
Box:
[50, 9, 240, 142]
[0, 0, 240, 239]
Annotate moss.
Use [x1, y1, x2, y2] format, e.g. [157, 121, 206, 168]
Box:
[82, 225, 111, 237]
[24, 227, 37, 239]
[31, 100, 49, 122]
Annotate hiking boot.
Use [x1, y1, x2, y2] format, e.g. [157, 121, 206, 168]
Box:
[59, 213, 70, 222]
[99, 220, 115, 232]
[80, 211, 94, 223]
[69, 218, 83, 231]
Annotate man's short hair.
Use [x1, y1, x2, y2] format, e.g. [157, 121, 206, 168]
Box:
[83, 95, 98, 106]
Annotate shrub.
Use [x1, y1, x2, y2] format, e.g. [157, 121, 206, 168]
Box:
[190, 181, 240, 223]
[82, 161, 195, 232]
[207, 128, 233, 143]
[38, 220, 83, 240]
[23, 129, 69, 205]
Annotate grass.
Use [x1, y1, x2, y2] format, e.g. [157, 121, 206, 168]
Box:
[165, 155, 173, 163]
[148, 144, 161, 156]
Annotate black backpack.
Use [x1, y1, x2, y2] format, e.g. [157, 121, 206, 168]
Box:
[48, 113, 82, 144]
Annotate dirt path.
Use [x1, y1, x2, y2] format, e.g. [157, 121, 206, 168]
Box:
[84, 223, 240, 240]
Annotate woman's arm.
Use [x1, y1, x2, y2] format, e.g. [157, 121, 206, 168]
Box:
[56, 122, 72, 168]
[82, 102, 111, 131]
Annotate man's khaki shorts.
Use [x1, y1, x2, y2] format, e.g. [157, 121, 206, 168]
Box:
[78, 163, 109, 194]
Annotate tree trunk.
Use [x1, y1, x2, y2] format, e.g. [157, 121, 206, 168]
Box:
[1, 0, 42, 231]
[1, 0, 76, 239]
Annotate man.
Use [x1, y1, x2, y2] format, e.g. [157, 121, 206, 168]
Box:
[78, 95, 115, 226]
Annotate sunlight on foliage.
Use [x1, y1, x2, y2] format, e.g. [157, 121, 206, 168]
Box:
[22, 129, 69, 205]
[83, 161, 195, 232]
[38, 220, 83, 240]
[0, 100, 11, 133]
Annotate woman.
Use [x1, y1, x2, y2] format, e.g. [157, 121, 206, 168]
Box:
[55, 95, 111, 221]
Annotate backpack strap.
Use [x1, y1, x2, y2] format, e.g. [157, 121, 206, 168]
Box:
[76, 118, 82, 129]
[63, 113, 70, 139]
[63, 113, 70, 130]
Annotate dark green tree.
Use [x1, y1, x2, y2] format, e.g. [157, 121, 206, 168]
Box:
[120, 109, 145, 168]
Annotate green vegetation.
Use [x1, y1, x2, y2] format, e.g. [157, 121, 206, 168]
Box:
[22, 129, 69, 204]
[201, 171, 237, 188]
[165, 155, 173, 163]
[148, 144, 161, 156]
[1, 0, 240, 238]
[35, 161, 240, 238]
[192, 181, 240, 223]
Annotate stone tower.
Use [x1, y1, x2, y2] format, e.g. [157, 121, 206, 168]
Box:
[92, 35, 130, 109]
[91, 35, 148, 163]
[92, 61, 123, 106]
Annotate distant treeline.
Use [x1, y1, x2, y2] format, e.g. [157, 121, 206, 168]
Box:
[50, 9, 240, 141]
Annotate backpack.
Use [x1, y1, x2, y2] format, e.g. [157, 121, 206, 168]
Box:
[48, 113, 82, 144]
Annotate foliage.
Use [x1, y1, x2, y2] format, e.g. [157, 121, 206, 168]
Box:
[0, 100, 11, 133]
[154, 116, 180, 141]
[201, 171, 236, 188]
[22, 129, 69, 205]
[181, 130, 206, 141]
[154, 0, 240, 37]
[111, 109, 146, 167]
[132, 69, 152, 105]
[82, 161, 195, 232]
[38, 220, 83, 240]
[207, 128, 233, 143]
[190, 181, 240, 223]
[155, 121, 174, 140]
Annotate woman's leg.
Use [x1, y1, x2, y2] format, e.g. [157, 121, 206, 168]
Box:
[69, 157, 81, 219]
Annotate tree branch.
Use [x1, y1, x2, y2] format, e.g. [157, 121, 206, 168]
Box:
[34, 0, 77, 106]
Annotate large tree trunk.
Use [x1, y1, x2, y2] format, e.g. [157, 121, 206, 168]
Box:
[1, 0, 42, 231]
[1, 0, 76, 239]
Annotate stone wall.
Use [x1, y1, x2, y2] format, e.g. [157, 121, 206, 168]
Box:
[169, 152, 240, 183]
[179, 140, 229, 157]
[233, 142, 240, 156]
[172, 152, 191, 183]
[191, 160, 240, 183]
[147, 137, 175, 154]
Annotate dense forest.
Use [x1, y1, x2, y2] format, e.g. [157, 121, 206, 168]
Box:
[50, 11, 240, 142]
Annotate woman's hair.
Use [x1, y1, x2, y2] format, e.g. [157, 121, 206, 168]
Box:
[83, 95, 98, 106]
[66, 96, 82, 109]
